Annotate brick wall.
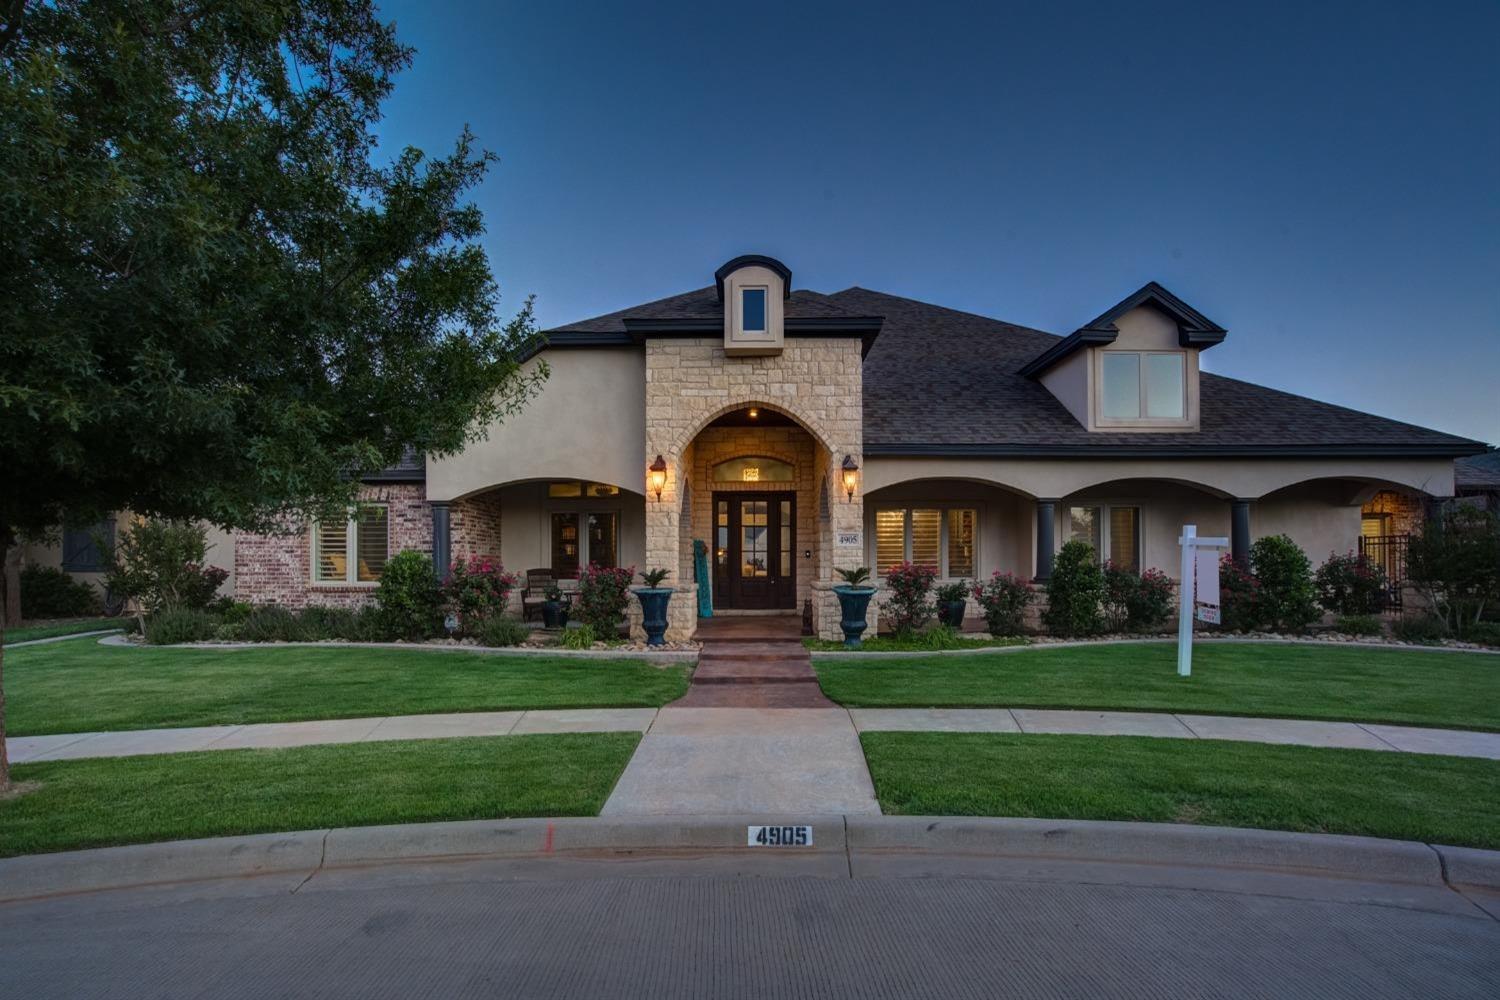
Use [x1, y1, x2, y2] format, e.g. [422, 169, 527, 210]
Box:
[234, 484, 432, 608]
[450, 491, 503, 562]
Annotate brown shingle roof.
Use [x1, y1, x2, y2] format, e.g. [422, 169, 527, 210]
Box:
[541, 284, 1487, 458]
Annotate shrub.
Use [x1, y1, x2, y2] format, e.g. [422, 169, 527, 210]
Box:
[562, 623, 597, 649]
[19, 564, 100, 618]
[883, 562, 937, 637]
[576, 563, 634, 636]
[376, 550, 444, 641]
[1101, 562, 1137, 632]
[1042, 541, 1104, 637]
[1334, 614, 1382, 636]
[1392, 614, 1446, 644]
[971, 572, 1035, 636]
[477, 615, 529, 647]
[238, 604, 309, 642]
[1128, 567, 1175, 632]
[915, 622, 963, 649]
[1464, 621, 1500, 647]
[145, 608, 220, 645]
[218, 601, 254, 625]
[1315, 552, 1388, 616]
[1249, 535, 1318, 632]
[1407, 504, 1500, 636]
[103, 519, 227, 613]
[934, 581, 968, 604]
[1217, 554, 1262, 631]
[298, 605, 358, 641]
[443, 556, 520, 633]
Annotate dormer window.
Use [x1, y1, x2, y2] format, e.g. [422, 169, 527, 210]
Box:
[1100, 351, 1185, 421]
[741, 288, 767, 333]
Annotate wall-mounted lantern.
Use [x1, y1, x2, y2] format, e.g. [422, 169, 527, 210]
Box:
[648, 455, 668, 501]
[841, 454, 860, 502]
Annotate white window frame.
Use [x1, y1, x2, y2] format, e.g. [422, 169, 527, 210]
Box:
[1095, 350, 1187, 425]
[738, 285, 770, 336]
[871, 504, 980, 580]
[312, 505, 389, 586]
[1060, 502, 1143, 572]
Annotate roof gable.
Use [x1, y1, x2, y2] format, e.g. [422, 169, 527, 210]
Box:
[1017, 281, 1227, 378]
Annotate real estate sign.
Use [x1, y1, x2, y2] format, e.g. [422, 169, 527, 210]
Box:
[1177, 525, 1228, 677]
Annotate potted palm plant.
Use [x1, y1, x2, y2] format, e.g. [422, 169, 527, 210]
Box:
[541, 583, 569, 630]
[832, 566, 877, 649]
[935, 580, 969, 629]
[634, 568, 673, 646]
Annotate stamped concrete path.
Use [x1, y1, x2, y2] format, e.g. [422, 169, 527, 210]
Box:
[602, 614, 881, 815]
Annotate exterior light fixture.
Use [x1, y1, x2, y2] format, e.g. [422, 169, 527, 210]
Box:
[747, 407, 759, 419]
[648, 455, 668, 501]
[841, 454, 860, 502]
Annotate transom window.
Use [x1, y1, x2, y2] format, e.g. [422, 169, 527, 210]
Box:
[1100, 352, 1185, 421]
[1066, 504, 1140, 573]
[315, 506, 389, 583]
[874, 506, 977, 578]
[741, 287, 767, 332]
[547, 481, 621, 498]
[711, 456, 794, 483]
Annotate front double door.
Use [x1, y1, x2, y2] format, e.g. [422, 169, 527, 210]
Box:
[713, 492, 796, 610]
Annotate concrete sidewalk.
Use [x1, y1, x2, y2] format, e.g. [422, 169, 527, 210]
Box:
[849, 708, 1500, 759]
[9, 708, 658, 763]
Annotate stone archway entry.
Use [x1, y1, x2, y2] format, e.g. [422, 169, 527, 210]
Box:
[713, 491, 796, 610]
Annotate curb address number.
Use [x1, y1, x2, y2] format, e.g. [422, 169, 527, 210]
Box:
[748, 825, 813, 847]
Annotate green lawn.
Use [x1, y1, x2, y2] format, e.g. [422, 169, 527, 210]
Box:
[816, 642, 1500, 731]
[5, 638, 691, 736]
[0, 733, 640, 857]
[4, 617, 124, 645]
[862, 732, 1500, 850]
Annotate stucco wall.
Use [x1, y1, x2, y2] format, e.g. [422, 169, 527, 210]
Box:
[426, 348, 647, 502]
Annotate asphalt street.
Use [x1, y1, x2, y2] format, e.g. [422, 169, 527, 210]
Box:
[3, 858, 1497, 999]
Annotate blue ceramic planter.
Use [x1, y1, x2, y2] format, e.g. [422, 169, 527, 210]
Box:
[832, 586, 876, 649]
[634, 588, 673, 646]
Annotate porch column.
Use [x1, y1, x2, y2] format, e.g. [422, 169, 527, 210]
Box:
[430, 502, 451, 582]
[1034, 499, 1058, 582]
[1230, 499, 1252, 567]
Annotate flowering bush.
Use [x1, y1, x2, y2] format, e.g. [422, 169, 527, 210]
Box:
[1217, 554, 1261, 631]
[576, 562, 635, 636]
[1314, 552, 1388, 616]
[1129, 567, 1175, 631]
[104, 519, 228, 613]
[883, 562, 937, 637]
[970, 571, 1035, 635]
[1102, 563, 1176, 632]
[444, 555, 520, 632]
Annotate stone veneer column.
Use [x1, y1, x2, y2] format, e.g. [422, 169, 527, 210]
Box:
[642, 338, 864, 643]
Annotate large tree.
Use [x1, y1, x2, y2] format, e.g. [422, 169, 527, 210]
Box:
[0, 0, 545, 788]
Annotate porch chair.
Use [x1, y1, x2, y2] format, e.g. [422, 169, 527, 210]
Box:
[521, 569, 555, 622]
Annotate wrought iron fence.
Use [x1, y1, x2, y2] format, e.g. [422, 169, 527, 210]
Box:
[1358, 534, 1409, 612]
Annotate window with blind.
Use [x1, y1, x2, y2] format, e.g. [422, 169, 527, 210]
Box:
[315, 505, 389, 583]
[873, 507, 978, 579]
[1065, 504, 1140, 573]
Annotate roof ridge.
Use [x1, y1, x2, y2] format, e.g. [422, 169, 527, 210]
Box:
[831, 287, 1062, 340]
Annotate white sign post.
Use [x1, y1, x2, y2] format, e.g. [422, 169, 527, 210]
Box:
[1177, 524, 1229, 677]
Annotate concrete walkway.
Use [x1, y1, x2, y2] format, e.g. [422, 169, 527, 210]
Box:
[9, 708, 658, 763]
[850, 708, 1500, 759]
[12, 707, 1500, 766]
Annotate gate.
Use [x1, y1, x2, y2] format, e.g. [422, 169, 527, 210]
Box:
[1358, 534, 1409, 612]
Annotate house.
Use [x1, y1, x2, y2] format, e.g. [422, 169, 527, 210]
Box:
[233, 254, 1488, 639]
[1455, 450, 1500, 510]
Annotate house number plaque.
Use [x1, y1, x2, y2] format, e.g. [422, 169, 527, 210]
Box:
[747, 825, 813, 847]
[836, 531, 861, 547]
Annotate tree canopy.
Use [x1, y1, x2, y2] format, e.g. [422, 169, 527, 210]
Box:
[0, 0, 544, 544]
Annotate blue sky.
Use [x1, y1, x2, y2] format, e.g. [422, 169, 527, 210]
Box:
[374, 0, 1499, 445]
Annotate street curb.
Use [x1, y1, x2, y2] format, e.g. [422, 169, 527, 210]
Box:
[96, 632, 698, 663]
[847, 817, 1444, 885]
[5, 815, 1497, 903]
[1434, 844, 1500, 890]
[0, 830, 326, 903]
